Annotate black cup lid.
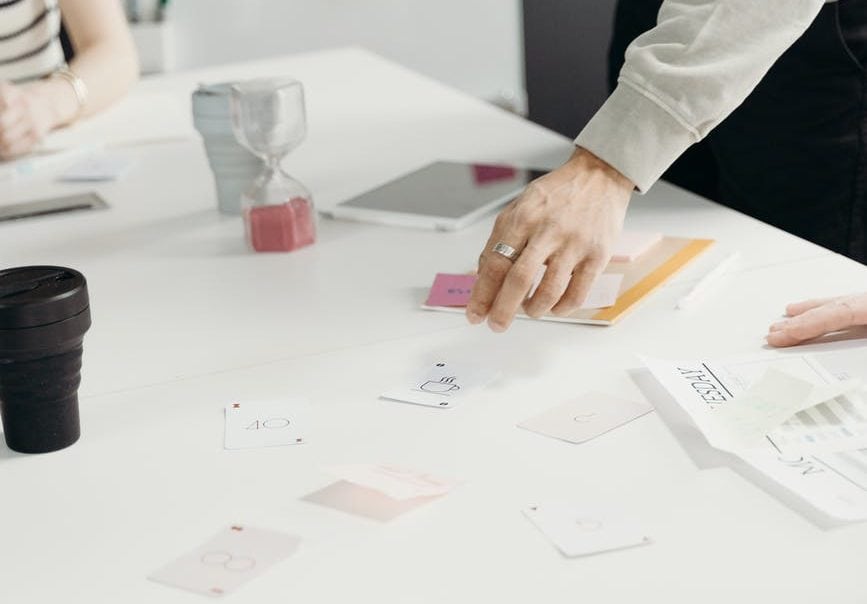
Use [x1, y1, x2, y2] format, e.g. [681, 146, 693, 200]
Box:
[0, 266, 89, 329]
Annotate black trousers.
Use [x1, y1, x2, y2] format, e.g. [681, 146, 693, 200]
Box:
[610, 0, 867, 262]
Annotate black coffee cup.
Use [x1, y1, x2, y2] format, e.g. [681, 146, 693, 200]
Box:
[0, 266, 91, 453]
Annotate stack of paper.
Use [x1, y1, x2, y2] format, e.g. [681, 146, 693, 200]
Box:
[643, 353, 867, 521]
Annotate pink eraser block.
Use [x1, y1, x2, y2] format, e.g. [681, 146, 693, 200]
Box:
[425, 273, 477, 307]
[611, 231, 663, 262]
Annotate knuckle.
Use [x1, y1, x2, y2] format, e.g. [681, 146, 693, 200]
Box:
[513, 204, 538, 225]
[509, 264, 537, 285]
[569, 233, 593, 252]
[484, 258, 512, 277]
[495, 204, 520, 227]
[540, 219, 566, 238]
[524, 180, 547, 198]
[551, 299, 579, 316]
[787, 322, 813, 339]
[532, 288, 560, 308]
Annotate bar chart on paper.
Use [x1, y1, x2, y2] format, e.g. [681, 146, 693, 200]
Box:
[709, 354, 867, 455]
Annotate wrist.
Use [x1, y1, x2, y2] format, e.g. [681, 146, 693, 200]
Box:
[565, 147, 634, 192]
[23, 78, 79, 130]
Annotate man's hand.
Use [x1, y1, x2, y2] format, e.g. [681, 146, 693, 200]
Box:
[0, 82, 58, 160]
[767, 294, 867, 347]
[466, 148, 634, 332]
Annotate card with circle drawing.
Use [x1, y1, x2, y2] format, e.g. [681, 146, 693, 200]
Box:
[148, 525, 301, 597]
[523, 503, 650, 558]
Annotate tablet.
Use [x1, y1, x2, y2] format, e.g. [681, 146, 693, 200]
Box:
[324, 161, 542, 231]
[0, 192, 108, 223]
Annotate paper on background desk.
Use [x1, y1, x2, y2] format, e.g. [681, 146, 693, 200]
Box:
[43, 92, 196, 151]
[643, 354, 867, 456]
[643, 353, 867, 521]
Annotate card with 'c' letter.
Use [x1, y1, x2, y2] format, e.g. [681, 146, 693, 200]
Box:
[517, 392, 652, 444]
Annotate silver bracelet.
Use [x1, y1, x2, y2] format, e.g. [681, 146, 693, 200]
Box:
[51, 66, 89, 120]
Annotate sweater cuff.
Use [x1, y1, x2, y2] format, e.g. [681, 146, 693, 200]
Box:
[574, 80, 699, 193]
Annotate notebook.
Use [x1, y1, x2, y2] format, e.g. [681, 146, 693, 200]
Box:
[422, 236, 714, 326]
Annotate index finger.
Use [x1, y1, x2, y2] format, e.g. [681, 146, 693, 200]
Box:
[785, 297, 842, 317]
[766, 301, 856, 346]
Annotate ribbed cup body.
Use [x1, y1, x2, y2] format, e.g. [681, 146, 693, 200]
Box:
[0, 340, 83, 453]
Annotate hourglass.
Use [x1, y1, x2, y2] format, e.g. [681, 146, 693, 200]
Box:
[230, 78, 316, 252]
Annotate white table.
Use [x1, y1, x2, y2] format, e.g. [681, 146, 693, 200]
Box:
[1, 48, 864, 603]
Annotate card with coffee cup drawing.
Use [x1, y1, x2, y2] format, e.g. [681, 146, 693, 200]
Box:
[381, 361, 498, 409]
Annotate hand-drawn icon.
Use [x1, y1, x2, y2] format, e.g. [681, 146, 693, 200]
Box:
[573, 518, 604, 532]
[572, 412, 598, 424]
[420, 376, 460, 394]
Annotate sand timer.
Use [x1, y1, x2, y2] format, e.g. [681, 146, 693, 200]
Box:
[230, 78, 316, 252]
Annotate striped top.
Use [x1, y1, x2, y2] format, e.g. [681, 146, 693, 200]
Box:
[0, 0, 64, 83]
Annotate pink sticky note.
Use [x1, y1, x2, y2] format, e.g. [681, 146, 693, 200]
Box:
[426, 273, 477, 307]
[611, 231, 662, 262]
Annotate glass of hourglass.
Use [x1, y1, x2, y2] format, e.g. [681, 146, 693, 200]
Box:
[230, 78, 316, 252]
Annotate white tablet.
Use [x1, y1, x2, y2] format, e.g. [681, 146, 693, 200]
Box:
[323, 161, 543, 231]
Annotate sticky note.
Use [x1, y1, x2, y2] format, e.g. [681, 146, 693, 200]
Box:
[425, 273, 476, 307]
[611, 231, 662, 262]
[704, 369, 860, 452]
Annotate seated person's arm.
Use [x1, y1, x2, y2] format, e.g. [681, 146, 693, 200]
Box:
[0, 0, 138, 159]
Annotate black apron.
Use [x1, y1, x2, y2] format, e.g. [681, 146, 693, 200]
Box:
[610, 0, 867, 262]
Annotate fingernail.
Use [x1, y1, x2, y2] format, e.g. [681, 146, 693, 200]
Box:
[487, 318, 506, 333]
[467, 311, 483, 324]
[769, 321, 788, 332]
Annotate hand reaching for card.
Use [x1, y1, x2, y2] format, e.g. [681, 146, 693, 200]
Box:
[466, 148, 633, 332]
[766, 294, 867, 347]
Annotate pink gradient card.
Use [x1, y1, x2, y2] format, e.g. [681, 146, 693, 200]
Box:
[304, 465, 459, 521]
[325, 464, 458, 500]
[425, 273, 477, 307]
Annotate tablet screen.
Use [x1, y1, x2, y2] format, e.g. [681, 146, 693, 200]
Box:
[337, 161, 540, 219]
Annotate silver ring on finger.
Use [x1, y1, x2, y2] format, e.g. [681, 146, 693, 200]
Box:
[492, 241, 520, 262]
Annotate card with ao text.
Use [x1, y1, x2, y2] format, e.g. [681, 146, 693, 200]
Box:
[224, 399, 308, 450]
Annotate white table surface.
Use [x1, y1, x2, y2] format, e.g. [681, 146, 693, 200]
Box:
[1, 48, 864, 603]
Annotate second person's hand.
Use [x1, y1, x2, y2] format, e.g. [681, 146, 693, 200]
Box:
[0, 82, 58, 160]
[466, 148, 634, 332]
[767, 294, 867, 346]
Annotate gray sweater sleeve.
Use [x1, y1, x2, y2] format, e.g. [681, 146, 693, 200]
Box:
[574, 0, 828, 192]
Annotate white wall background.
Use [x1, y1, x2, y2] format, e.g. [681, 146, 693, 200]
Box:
[155, 0, 525, 111]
